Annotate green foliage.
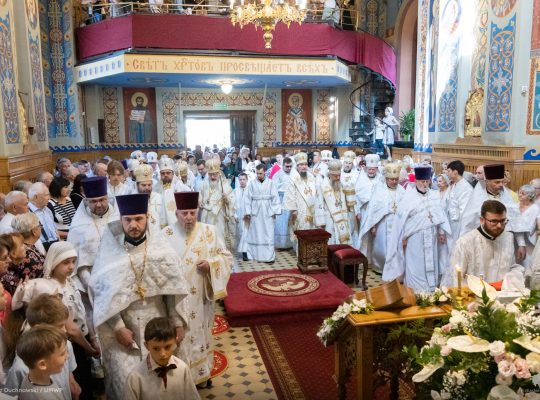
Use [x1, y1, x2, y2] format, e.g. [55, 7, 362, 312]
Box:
[516, 289, 540, 313]
[399, 109, 415, 142]
[471, 293, 520, 343]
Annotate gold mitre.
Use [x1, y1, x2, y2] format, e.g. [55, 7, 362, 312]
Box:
[134, 164, 154, 183]
[343, 150, 356, 163]
[294, 152, 308, 165]
[206, 158, 221, 174]
[176, 161, 188, 177]
[384, 163, 401, 179]
[158, 156, 175, 172]
[328, 159, 342, 175]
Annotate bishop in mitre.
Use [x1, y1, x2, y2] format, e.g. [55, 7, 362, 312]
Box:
[315, 159, 350, 245]
[163, 191, 232, 388]
[89, 193, 188, 399]
[358, 163, 405, 273]
[283, 152, 318, 253]
[133, 163, 167, 230]
[198, 158, 236, 253]
[341, 150, 359, 243]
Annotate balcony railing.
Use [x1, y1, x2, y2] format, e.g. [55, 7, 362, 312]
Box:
[75, 1, 365, 33]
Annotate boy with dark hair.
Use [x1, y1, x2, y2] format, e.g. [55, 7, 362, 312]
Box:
[17, 325, 68, 399]
[123, 318, 199, 400]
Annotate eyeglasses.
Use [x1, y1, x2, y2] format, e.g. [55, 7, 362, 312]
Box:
[484, 218, 509, 225]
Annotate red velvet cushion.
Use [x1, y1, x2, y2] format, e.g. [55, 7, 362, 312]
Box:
[327, 244, 351, 260]
[333, 248, 365, 261]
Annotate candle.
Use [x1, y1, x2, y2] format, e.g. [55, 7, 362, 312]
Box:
[456, 265, 462, 296]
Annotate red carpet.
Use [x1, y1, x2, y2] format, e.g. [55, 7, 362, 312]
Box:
[224, 269, 354, 327]
[252, 320, 415, 400]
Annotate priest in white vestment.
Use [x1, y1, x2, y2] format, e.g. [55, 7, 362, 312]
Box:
[445, 160, 473, 244]
[163, 192, 232, 387]
[68, 176, 120, 332]
[443, 200, 518, 286]
[315, 159, 350, 245]
[134, 164, 168, 230]
[235, 172, 249, 261]
[460, 164, 527, 263]
[244, 164, 281, 262]
[383, 166, 451, 292]
[341, 151, 359, 244]
[89, 194, 189, 400]
[272, 157, 293, 249]
[355, 154, 383, 228]
[199, 158, 236, 254]
[358, 163, 405, 273]
[154, 157, 191, 227]
[283, 152, 318, 253]
[176, 160, 196, 191]
[310, 150, 328, 177]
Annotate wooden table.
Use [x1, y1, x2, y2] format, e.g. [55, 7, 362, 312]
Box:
[294, 229, 332, 273]
[332, 305, 452, 399]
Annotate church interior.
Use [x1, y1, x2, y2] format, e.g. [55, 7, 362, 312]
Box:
[1, 0, 540, 399]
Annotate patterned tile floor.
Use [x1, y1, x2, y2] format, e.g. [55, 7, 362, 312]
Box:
[199, 249, 382, 399]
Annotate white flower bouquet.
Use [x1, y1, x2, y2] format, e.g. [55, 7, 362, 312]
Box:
[317, 298, 374, 347]
[407, 275, 540, 399]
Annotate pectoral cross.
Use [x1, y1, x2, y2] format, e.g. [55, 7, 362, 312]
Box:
[427, 211, 433, 223]
[391, 202, 397, 213]
[136, 285, 146, 301]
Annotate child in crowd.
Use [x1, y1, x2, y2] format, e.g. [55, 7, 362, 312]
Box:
[16, 325, 68, 399]
[11, 242, 98, 400]
[4, 294, 80, 400]
[123, 317, 199, 400]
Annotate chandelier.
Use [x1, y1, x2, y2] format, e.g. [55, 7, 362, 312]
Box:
[230, 0, 307, 49]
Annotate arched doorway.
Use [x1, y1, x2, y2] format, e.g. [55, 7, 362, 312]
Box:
[395, 0, 418, 115]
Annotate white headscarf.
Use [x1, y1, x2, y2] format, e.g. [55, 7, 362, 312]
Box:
[43, 241, 78, 279]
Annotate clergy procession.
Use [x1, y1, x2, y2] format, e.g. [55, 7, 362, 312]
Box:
[0, 145, 539, 399]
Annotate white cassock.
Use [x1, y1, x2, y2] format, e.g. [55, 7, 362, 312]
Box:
[520, 203, 540, 269]
[244, 178, 281, 262]
[199, 177, 236, 253]
[311, 161, 328, 177]
[234, 185, 248, 254]
[178, 170, 195, 190]
[68, 203, 120, 292]
[148, 191, 167, 230]
[108, 182, 131, 198]
[460, 185, 527, 244]
[354, 170, 383, 225]
[341, 168, 359, 244]
[283, 169, 317, 252]
[315, 177, 350, 245]
[163, 222, 232, 385]
[446, 178, 473, 243]
[383, 188, 452, 292]
[90, 223, 189, 400]
[442, 227, 516, 285]
[272, 169, 293, 249]
[358, 182, 405, 273]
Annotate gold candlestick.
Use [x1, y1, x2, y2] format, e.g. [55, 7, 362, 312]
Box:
[455, 266, 463, 308]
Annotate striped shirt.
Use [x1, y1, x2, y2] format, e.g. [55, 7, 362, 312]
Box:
[47, 198, 77, 231]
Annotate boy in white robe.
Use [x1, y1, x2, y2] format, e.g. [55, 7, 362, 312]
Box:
[272, 157, 293, 249]
[123, 318, 199, 400]
[235, 173, 249, 261]
[445, 160, 473, 245]
[244, 164, 281, 262]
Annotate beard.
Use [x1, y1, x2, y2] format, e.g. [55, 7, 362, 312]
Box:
[331, 180, 341, 192]
[209, 180, 220, 190]
[344, 167, 352, 173]
[299, 171, 307, 179]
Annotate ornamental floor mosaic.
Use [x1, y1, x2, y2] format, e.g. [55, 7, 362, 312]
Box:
[198, 249, 382, 400]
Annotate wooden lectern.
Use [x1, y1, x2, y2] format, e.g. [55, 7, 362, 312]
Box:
[331, 305, 451, 399]
[294, 229, 332, 273]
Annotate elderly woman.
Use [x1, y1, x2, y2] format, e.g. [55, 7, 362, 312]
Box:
[518, 184, 540, 268]
[47, 176, 76, 239]
[0, 214, 45, 296]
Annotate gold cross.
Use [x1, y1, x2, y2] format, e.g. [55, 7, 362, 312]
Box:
[391, 202, 397, 213]
[136, 285, 146, 301]
[428, 211, 433, 223]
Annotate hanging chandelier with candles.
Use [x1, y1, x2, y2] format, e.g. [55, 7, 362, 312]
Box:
[230, 0, 307, 49]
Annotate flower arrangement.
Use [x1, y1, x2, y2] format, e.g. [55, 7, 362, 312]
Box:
[406, 275, 540, 400]
[317, 298, 373, 347]
[415, 287, 450, 308]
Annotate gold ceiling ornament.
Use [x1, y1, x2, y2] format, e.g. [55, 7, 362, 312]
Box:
[230, 0, 307, 49]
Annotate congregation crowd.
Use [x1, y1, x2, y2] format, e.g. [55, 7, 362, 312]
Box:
[0, 143, 538, 399]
